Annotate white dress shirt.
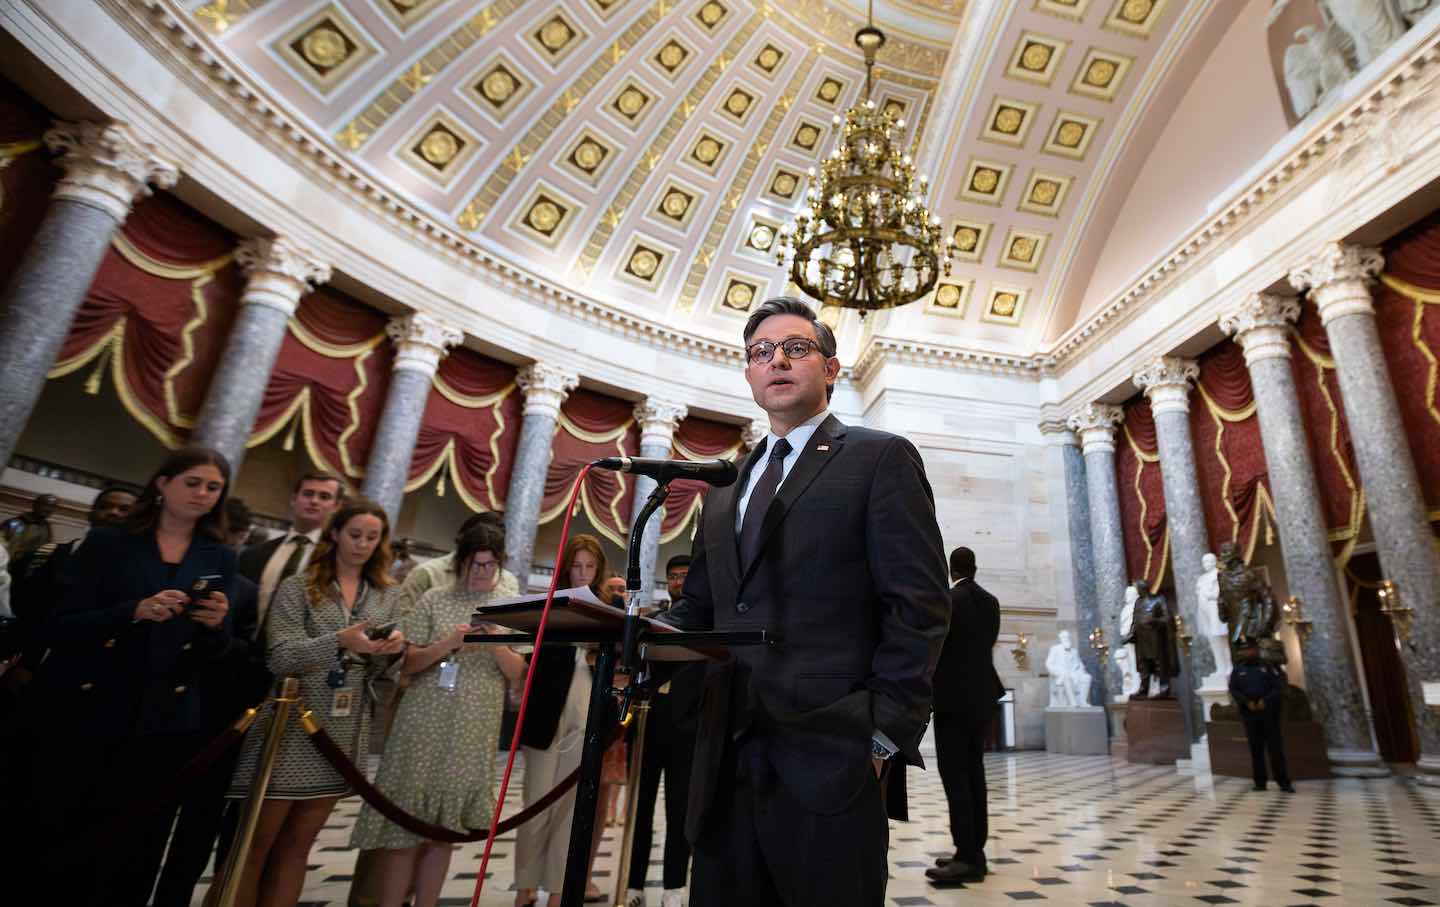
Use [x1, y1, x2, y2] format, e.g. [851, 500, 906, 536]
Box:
[734, 409, 830, 536]
[257, 527, 323, 626]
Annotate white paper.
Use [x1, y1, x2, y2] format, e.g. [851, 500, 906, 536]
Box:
[1424, 681, 1440, 707]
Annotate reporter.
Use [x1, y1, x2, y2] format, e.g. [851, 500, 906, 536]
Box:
[222, 498, 403, 907]
[351, 521, 526, 907]
[19, 446, 236, 907]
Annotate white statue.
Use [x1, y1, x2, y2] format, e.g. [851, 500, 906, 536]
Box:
[1195, 552, 1233, 690]
[1321, 0, 1407, 67]
[1283, 25, 1355, 119]
[1117, 583, 1139, 685]
[1113, 645, 1141, 702]
[1045, 630, 1093, 709]
[1397, 0, 1436, 26]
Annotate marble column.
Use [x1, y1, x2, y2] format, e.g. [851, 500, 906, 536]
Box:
[1290, 243, 1440, 783]
[502, 363, 579, 587]
[627, 399, 688, 608]
[1132, 357, 1209, 742]
[1041, 421, 1106, 706]
[1066, 403, 1127, 703]
[361, 314, 462, 523]
[1219, 292, 1387, 776]
[0, 121, 177, 469]
[191, 237, 330, 471]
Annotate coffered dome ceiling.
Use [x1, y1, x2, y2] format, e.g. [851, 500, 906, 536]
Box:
[180, 0, 1249, 357]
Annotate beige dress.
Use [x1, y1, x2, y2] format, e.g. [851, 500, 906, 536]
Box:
[350, 585, 508, 850]
[228, 576, 397, 799]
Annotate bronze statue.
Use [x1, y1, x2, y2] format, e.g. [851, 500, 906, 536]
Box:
[1122, 579, 1180, 699]
[1216, 541, 1286, 665]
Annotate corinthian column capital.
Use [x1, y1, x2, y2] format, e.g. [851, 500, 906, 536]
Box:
[1132, 356, 1199, 416]
[1219, 293, 1301, 366]
[386, 313, 462, 377]
[1066, 403, 1123, 455]
[516, 363, 579, 420]
[43, 121, 179, 222]
[1288, 242, 1384, 325]
[235, 237, 332, 316]
[634, 398, 688, 449]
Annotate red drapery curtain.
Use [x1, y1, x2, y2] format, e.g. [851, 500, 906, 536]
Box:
[1115, 398, 1168, 587]
[406, 347, 521, 511]
[661, 416, 744, 541]
[542, 389, 639, 546]
[250, 288, 393, 479]
[1289, 300, 1366, 562]
[1373, 210, 1440, 520]
[1189, 341, 1274, 561]
[47, 193, 242, 447]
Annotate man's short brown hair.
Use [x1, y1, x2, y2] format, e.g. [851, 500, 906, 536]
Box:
[292, 470, 346, 497]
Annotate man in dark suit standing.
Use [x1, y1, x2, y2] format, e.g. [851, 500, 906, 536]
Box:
[926, 547, 1003, 887]
[236, 470, 344, 626]
[666, 297, 950, 907]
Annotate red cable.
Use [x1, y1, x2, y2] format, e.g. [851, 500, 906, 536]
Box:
[470, 464, 593, 907]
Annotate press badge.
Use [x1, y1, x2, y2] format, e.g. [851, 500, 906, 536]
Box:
[331, 688, 355, 718]
[437, 656, 460, 692]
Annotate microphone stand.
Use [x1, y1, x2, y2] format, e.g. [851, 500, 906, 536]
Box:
[558, 479, 670, 907]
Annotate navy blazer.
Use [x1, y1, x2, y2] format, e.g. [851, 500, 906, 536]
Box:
[667, 415, 950, 836]
[28, 525, 237, 737]
[931, 578, 1003, 726]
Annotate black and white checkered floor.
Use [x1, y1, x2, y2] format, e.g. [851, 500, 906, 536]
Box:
[189, 751, 1440, 905]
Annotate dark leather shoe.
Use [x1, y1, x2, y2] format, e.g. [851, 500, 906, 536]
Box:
[1279, 782, 1295, 793]
[926, 860, 986, 885]
[933, 852, 958, 868]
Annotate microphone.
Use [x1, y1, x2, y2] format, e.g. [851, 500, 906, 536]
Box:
[591, 456, 739, 487]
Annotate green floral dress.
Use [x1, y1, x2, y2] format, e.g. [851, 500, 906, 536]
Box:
[350, 584, 508, 850]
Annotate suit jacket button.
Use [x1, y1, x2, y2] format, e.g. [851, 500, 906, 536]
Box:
[736, 601, 750, 614]
[103, 638, 116, 648]
[174, 685, 188, 694]
[80, 682, 94, 691]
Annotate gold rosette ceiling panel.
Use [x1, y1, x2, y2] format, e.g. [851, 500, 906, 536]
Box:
[775, 1, 952, 317]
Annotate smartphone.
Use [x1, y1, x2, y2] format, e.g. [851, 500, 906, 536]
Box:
[188, 574, 224, 610]
[366, 621, 398, 641]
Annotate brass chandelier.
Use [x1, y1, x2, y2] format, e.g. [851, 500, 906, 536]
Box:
[775, 6, 952, 316]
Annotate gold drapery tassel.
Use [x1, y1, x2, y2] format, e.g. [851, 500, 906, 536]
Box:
[436, 469, 446, 497]
[282, 411, 301, 451]
[84, 343, 113, 395]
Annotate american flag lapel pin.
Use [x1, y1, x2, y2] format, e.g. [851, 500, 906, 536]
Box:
[816, 444, 830, 451]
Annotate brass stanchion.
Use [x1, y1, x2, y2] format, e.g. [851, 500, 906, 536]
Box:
[215, 677, 302, 907]
[611, 697, 651, 907]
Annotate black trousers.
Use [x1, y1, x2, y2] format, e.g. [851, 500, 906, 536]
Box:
[1241, 710, 1290, 787]
[19, 732, 201, 907]
[690, 737, 888, 907]
[933, 712, 988, 864]
[626, 722, 695, 891]
[150, 740, 242, 907]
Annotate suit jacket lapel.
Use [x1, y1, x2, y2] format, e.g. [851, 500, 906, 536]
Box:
[710, 443, 765, 588]
[740, 414, 847, 586]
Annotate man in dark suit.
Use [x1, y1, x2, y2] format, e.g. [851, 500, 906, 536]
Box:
[666, 297, 950, 907]
[925, 547, 1003, 887]
[236, 470, 344, 627]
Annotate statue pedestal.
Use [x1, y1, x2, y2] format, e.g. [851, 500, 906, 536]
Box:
[1044, 708, 1108, 756]
[1124, 699, 1190, 765]
[1105, 702, 1130, 761]
[1206, 719, 1332, 780]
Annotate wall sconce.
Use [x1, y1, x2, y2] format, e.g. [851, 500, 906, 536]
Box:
[1173, 613, 1193, 656]
[1282, 595, 1313, 643]
[1011, 633, 1030, 671]
[1088, 627, 1109, 666]
[1378, 580, 1413, 645]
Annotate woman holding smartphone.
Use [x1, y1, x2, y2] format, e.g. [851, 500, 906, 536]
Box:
[351, 520, 526, 906]
[223, 498, 404, 907]
[19, 446, 235, 906]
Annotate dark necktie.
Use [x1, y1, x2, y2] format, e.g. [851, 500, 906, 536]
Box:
[279, 535, 310, 583]
[738, 438, 791, 569]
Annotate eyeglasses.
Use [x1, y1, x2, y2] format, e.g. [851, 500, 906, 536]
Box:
[746, 336, 822, 365]
[471, 558, 500, 572]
